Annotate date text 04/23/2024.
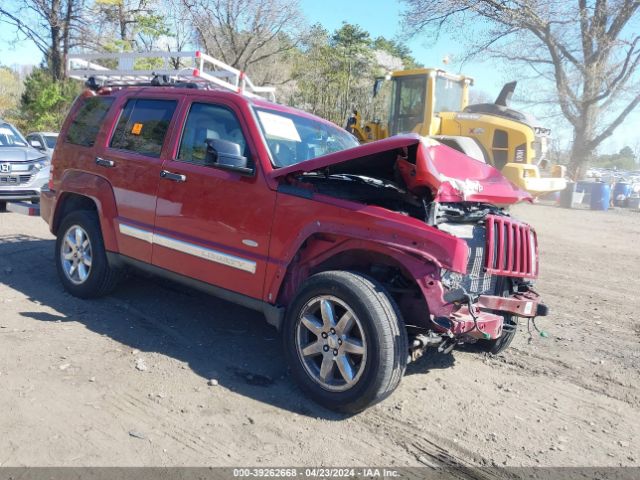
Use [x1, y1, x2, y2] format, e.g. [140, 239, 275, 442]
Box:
[232, 468, 400, 478]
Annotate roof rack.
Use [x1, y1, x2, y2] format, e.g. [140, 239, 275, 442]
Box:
[66, 50, 276, 101]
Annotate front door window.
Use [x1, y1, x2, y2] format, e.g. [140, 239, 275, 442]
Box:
[178, 103, 248, 165]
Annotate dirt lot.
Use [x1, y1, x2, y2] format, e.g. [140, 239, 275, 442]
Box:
[0, 203, 639, 469]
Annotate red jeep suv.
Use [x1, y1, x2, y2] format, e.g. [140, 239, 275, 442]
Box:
[41, 82, 547, 413]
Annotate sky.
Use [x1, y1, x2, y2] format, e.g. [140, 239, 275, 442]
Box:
[1, 0, 638, 153]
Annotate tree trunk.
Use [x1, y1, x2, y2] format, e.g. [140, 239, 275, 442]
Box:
[568, 137, 593, 181]
[568, 86, 599, 181]
[62, 0, 73, 77]
[49, 0, 63, 80]
[568, 114, 596, 180]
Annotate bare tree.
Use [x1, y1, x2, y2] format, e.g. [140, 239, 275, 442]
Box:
[402, 0, 640, 178]
[162, 0, 193, 53]
[0, 0, 83, 80]
[180, 0, 304, 72]
[92, 0, 173, 52]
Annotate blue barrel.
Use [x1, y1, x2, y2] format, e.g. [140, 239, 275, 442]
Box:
[589, 182, 611, 211]
[576, 181, 594, 194]
[613, 182, 632, 207]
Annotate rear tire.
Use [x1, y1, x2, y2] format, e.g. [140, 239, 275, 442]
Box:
[55, 210, 121, 298]
[0, 201, 6, 212]
[283, 271, 408, 413]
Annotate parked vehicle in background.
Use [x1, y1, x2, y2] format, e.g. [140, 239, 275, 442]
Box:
[26, 132, 59, 160]
[41, 51, 548, 412]
[0, 120, 51, 209]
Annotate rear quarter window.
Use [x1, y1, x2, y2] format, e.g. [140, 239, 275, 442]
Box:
[109, 98, 177, 157]
[65, 97, 114, 147]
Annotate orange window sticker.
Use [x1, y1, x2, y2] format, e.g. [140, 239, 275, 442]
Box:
[131, 123, 143, 135]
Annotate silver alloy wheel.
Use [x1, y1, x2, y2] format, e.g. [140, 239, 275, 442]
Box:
[60, 225, 93, 285]
[295, 295, 367, 392]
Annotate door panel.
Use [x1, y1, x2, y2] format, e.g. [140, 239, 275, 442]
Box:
[152, 100, 275, 299]
[100, 96, 180, 262]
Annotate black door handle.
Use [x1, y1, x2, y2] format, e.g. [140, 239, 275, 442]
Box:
[95, 157, 115, 168]
[160, 170, 187, 182]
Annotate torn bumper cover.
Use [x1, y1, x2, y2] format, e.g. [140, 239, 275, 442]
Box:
[442, 306, 504, 340]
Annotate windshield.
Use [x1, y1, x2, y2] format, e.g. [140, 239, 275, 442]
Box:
[433, 76, 464, 113]
[254, 108, 359, 167]
[44, 135, 58, 149]
[0, 123, 27, 147]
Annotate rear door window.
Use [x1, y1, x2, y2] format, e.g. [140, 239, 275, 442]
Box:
[110, 98, 177, 157]
[65, 97, 114, 147]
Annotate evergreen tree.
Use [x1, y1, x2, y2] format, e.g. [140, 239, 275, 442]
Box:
[18, 67, 80, 132]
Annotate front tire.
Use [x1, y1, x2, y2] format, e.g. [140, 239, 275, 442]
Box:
[55, 210, 121, 298]
[283, 271, 407, 413]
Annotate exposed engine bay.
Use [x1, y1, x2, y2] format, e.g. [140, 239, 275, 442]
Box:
[298, 172, 429, 221]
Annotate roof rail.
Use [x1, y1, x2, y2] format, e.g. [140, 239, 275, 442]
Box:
[66, 51, 276, 101]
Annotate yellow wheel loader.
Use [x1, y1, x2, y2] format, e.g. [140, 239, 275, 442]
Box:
[345, 69, 566, 196]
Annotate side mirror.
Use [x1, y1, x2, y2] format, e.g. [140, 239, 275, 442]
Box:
[205, 138, 253, 175]
[29, 139, 44, 150]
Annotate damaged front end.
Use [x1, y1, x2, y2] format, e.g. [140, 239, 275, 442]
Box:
[423, 202, 548, 358]
[271, 134, 548, 357]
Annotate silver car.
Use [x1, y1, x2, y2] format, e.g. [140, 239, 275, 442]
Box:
[0, 120, 51, 207]
[26, 131, 59, 161]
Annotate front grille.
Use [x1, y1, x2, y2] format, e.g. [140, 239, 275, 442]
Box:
[485, 215, 537, 278]
[0, 174, 33, 185]
[465, 224, 497, 294]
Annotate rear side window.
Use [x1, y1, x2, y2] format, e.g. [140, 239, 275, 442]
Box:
[110, 98, 177, 157]
[65, 97, 114, 147]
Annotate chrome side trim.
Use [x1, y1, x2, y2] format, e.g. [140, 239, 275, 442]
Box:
[154, 233, 257, 274]
[118, 222, 256, 274]
[119, 223, 153, 243]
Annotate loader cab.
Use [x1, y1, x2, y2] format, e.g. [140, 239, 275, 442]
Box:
[387, 69, 471, 136]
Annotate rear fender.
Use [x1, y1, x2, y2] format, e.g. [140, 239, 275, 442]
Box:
[53, 171, 119, 252]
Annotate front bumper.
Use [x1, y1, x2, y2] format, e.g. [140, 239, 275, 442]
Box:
[0, 166, 49, 201]
[478, 290, 548, 317]
[435, 290, 548, 341]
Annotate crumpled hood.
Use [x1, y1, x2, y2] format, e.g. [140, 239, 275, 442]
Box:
[271, 134, 531, 205]
[0, 146, 47, 163]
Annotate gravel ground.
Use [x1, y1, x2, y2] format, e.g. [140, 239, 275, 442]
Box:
[0, 203, 639, 470]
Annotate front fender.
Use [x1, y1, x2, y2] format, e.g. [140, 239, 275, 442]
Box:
[266, 231, 455, 316]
